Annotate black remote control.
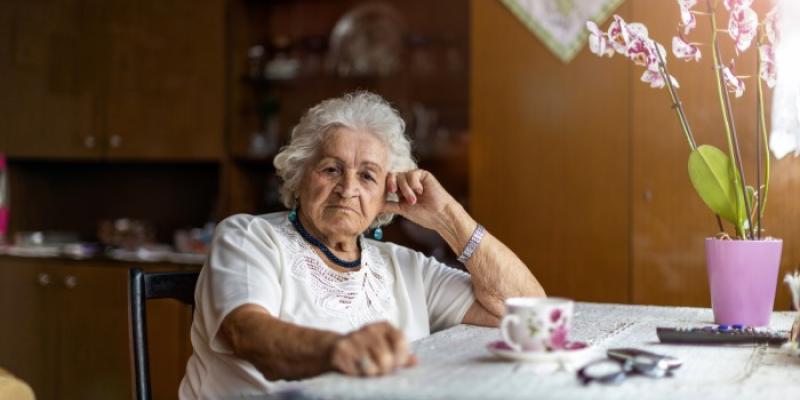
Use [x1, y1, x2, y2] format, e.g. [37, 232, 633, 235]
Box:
[656, 326, 789, 345]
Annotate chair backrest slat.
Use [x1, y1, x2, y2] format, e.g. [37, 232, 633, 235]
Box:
[129, 267, 199, 400]
[144, 271, 198, 304]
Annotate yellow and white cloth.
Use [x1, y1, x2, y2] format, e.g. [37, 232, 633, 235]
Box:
[0, 368, 34, 400]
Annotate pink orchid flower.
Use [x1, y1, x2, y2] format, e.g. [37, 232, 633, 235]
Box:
[723, 0, 754, 11]
[759, 44, 777, 88]
[606, 15, 650, 55]
[678, 0, 697, 34]
[721, 61, 745, 97]
[607, 15, 631, 54]
[765, 6, 780, 45]
[728, 6, 758, 53]
[627, 37, 666, 73]
[626, 22, 650, 42]
[641, 69, 680, 89]
[586, 21, 614, 57]
[672, 36, 702, 62]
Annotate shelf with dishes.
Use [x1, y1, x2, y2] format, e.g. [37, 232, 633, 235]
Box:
[225, 0, 469, 264]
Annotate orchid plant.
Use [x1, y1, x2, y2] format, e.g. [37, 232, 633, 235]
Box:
[586, 0, 780, 240]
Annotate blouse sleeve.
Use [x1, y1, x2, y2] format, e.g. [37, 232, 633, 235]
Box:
[196, 214, 284, 354]
[415, 251, 475, 332]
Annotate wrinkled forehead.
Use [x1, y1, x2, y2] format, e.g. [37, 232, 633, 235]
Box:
[315, 126, 390, 170]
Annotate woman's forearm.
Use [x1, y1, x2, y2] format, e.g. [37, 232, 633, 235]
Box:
[434, 202, 546, 317]
[221, 305, 341, 381]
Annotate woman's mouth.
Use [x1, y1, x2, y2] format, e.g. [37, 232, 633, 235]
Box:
[327, 205, 357, 213]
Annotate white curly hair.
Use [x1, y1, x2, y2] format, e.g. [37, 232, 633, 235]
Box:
[273, 91, 417, 228]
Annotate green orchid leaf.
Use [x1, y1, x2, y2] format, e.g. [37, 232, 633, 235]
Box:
[687, 145, 739, 225]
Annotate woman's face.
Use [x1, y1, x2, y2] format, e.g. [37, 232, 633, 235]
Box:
[297, 127, 389, 240]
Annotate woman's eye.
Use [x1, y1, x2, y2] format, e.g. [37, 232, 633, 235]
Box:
[361, 172, 375, 182]
[323, 167, 340, 175]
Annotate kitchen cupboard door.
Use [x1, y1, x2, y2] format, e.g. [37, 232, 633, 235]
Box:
[55, 266, 131, 400]
[0, 261, 56, 400]
[0, 0, 105, 159]
[104, 0, 225, 161]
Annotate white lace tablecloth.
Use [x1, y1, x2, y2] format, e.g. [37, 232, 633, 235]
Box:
[271, 302, 800, 400]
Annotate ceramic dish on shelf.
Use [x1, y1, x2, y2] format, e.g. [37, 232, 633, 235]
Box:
[486, 340, 595, 363]
[326, 2, 406, 77]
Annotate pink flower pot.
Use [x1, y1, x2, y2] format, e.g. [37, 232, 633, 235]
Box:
[705, 238, 782, 327]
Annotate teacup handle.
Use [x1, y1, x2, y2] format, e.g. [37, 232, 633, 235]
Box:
[500, 314, 523, 352]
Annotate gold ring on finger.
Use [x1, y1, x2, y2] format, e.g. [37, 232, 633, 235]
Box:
[357, 356, 374, 373]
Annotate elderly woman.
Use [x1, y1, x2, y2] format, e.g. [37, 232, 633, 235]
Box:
[179, 91, 544, 399]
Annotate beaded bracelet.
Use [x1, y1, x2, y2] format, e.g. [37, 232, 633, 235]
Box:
[457, 224, 486, 264]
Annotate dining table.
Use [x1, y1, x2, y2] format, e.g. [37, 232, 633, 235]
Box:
[266, 302, 800, 400]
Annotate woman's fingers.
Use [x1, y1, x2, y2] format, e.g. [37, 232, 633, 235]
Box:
[396, 173, 417, 204]
[330, 338, 360, 376]
[331, 322, 414, 377]
[363, 326, 395, 374]
[406, 170, 425, 195]
[386, 172, 397, 194]
[385, 326, 410, 368]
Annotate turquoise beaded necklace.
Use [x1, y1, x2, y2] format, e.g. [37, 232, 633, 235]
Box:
[288, 209, 362, 269]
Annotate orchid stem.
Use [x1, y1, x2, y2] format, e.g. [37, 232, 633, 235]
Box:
[653, 39, 728, 234]
[708, 0, 754, 239]
[756, 36, 771, 239]
[655, 43, 697, 150]
[755, 44, 763, 239]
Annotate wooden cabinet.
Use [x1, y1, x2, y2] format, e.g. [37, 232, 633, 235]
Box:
[0, 0, 225, 161]
[0, 257, 195, 400]
[0, 0, 104, 159]
[0, 261, 55, 399]
[104, 0, 225, 160]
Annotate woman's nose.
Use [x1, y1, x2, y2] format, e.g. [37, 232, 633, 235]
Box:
[336, 173, 359, 197]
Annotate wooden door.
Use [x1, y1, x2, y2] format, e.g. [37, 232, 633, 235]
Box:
[0, 0, 105, 159]
[104, 0, 225, 161]
[54, 265, 131, 400]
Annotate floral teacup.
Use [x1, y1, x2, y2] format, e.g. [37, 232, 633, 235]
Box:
[500, 297, 573, 352]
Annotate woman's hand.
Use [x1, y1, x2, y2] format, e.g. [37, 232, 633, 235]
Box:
[329, 321, 417, 377]
[382, 169, 458, 232]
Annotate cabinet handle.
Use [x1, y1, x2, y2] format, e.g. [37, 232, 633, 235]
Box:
[109, 134, 122, 148]
[37, 273, 51, 287]
[64, 275, 78, 289]
[84, 135, 96, 148]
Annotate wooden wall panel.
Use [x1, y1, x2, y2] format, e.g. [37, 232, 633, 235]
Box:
[470, 0, 632, 303]
[472, 0, 800, 309]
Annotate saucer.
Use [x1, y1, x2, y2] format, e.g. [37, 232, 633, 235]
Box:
[487, 340, 593, 363]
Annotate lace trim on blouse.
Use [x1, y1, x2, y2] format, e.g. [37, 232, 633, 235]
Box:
[275, 218, 395, 329]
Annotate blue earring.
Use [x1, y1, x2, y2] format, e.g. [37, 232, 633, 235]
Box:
[372, 227, 383, 241]
[288, 207, 298, 222]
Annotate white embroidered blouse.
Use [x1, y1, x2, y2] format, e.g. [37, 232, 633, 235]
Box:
[179, 212, 475, 399]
